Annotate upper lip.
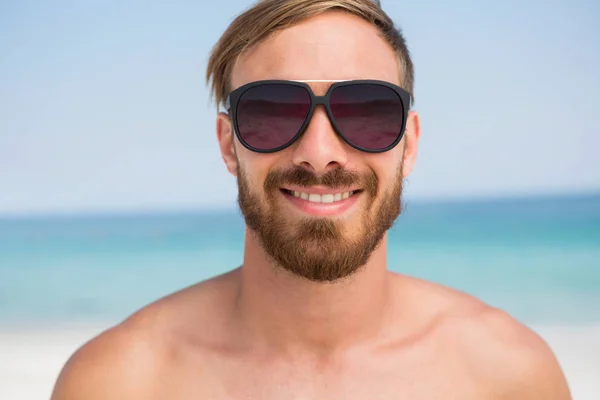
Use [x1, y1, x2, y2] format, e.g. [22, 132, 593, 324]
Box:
[281, 185, 360, 195]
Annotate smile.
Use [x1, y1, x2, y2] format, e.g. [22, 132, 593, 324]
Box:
[282, 189, 357, 203]
[280, 187, 362, 217]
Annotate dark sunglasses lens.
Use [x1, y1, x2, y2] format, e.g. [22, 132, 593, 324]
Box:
[329, 84, 405, 150]
[236, 84, 311, 150]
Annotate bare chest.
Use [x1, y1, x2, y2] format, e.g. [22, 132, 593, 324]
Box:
[159, 350, 494, 400]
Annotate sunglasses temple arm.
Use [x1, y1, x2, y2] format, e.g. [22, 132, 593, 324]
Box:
[222, 96, 231, 113]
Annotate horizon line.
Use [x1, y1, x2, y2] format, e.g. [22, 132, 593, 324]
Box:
[0, 189, 598, 222]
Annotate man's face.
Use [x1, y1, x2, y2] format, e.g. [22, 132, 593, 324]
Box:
[217, 11, 420, 282]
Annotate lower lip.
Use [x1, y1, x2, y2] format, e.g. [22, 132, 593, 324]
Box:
[281, 190, 361, 217]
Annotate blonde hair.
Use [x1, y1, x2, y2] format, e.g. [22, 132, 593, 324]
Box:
[206, 0, 415, 109]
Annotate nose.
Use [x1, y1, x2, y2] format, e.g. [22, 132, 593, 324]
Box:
[291, 107, 349, 174]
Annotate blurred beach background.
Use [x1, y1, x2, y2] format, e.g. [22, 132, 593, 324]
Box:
[1, 0, 599, 399]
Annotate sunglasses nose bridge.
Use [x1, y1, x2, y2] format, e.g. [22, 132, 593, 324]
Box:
[312, 95, 328, 106]
[311, 95, 334, 125]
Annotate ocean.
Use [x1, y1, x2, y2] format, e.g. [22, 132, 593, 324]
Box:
[1, 193, 599, 327]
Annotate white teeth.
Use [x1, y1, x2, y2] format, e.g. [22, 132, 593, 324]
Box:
[290, 190, 354, 203]
[321, 194, 334, 203]
[308, 194, 321, 202]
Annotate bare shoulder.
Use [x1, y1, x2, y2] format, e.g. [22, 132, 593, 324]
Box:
[50, 316, 164, 399]
[403, 276, 572, 399]
[51, 269, 240, 400]
[449, 305, 572, 399]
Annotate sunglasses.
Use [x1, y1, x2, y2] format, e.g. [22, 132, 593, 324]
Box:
[224, 80, 411, 154]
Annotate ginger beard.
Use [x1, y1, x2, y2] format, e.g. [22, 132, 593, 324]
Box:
[237, 158, 404, 283]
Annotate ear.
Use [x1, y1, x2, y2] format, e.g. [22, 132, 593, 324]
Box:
[216, 112, 238, 176]
[401, 110, 421, 178]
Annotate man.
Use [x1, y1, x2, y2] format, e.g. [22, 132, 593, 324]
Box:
[51, 0, 571, 398]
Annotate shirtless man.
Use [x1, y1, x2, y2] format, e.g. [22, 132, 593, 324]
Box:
[51, 0, 571, 398]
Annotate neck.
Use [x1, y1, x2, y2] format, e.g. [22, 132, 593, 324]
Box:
[235, 228, 392, 355]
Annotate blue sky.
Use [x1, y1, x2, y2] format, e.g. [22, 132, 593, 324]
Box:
[1, 0, 599, 215]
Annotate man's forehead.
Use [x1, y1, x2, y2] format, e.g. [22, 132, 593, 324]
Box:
[230, 27, 400, 89]
[229, 11, 400, 91]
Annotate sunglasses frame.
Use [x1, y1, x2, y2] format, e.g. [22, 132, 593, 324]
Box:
[224, 79, 411, 154]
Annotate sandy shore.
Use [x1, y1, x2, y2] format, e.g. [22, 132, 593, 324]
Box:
[1, 323, 599, 399]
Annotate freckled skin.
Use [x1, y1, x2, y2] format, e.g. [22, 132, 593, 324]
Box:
[50, 12, 571, 400]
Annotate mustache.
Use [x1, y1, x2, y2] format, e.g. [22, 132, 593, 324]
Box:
[264, 167, 378, 196]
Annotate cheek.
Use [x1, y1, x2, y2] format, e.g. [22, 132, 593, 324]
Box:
[237, 151, 283, 191]
[364, 150, 402, 184]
